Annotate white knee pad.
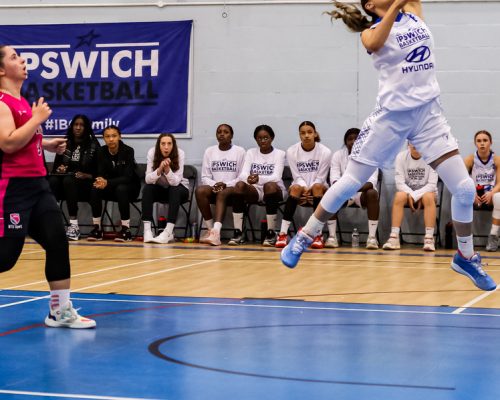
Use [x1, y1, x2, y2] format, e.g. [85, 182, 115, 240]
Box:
[321, 174, 363, 214]
[493, 193, 500, 219]
[451, 177, 475, 223]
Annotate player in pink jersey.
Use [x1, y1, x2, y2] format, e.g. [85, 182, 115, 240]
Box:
[0, 45, 96, 328]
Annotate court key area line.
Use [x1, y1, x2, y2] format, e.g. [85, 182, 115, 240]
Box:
[0, 389, 161, 400]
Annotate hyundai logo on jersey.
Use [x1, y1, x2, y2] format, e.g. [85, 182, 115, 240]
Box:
[406, 46, 431, 63]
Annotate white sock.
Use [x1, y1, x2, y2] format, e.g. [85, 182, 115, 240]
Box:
[92, 217, 101, 228]
[143, 220, 152, 231]
[69, 219, 78, 227]
[327, 220, 337, 237]
[280, 220, 291, 235]
[391, 227, 400, 236]
[267, 214, 277, 231]
[425, 227, 434, 237]
[166, 222, 175, 235]
[122, 220, 130, 228]
[368, 220, 378, 237]
[205, 219, 214, 230]
[213, 222, 222, 234]
[303, 214, 324, 238]
[233, 213, 244, 231]
[50, 289, 70, 311]
[490, 224, 500, 236]
[457, 235, 474, 259]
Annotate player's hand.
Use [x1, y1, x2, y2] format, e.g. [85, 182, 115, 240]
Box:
[43, 138, 67, 154]
[482, 191, 494, 205]
[408, 193, 416, 212]
[31, 97, 52, 124]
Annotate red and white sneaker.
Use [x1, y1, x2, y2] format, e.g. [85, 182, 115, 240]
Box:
[310, 235, 324, 249]
[45, 301, 96, 329]
[275, 232, 288, 248]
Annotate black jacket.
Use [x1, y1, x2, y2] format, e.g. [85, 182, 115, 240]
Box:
[96, 141, 141, 189]
[52, 138, 100, 176]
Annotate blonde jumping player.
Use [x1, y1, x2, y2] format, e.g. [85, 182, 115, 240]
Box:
[280, 0, 496, 291]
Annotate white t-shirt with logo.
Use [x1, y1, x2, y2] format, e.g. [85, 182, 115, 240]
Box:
[201, 144, 246, 188]
[286, 142, 332, 188]
[394, 149, 438, 201]
[238, 147, 286, 192]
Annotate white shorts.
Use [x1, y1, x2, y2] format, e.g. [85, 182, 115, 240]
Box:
[351, 97, 459, 169]
[346, 192, 363, 208]
[251, 182, 288, 202]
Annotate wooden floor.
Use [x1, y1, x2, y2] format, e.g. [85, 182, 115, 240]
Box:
[3, 240, 500, 309]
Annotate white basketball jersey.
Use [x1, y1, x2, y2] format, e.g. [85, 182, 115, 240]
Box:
[472, 151, 496, 192]
[370, 13, 440, 110]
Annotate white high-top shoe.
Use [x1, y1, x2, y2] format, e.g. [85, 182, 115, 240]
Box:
[151, 230, 175, 244]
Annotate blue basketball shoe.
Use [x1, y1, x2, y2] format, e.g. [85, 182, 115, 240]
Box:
[451, 252, 497, 291]
[280, 230, 313, 269]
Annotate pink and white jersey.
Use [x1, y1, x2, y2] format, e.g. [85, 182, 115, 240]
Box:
[0, 92, 45, 178]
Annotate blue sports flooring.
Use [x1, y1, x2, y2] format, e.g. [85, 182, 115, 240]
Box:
[1, 291, 500, 400]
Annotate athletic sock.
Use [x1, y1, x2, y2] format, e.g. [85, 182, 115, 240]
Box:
[50, 289, 70, 311]
[457, 235, 474, 259]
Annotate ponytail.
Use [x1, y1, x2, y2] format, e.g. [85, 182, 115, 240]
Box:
[325, 1, 377, 33]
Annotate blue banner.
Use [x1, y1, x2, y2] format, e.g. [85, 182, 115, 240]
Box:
[0, 20, 193, 136]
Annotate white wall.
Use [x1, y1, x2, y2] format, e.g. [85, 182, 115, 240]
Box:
[2, 0, 499, 239]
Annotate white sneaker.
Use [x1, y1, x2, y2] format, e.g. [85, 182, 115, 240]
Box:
[199, 229, 212, 244]
[143, 226, 155, 243]
[324, 236, 339, 248]
[45, 301, 96, 329]
[423, 235, 435, 252]
[205, 230, 221, 246]
[383, 235, 400, 250]
[366, 235, 379, 250]
[151, 230, 175, 244]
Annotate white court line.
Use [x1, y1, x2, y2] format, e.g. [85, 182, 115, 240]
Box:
[0, 389, 160, 400]
[0, 256, 235, 309]
[73, 256, 235, 292]
[19, 249, 45, 255]
[38, 296, 500, 318]
[4, 254, 187, 290]
[452, 287, 498, 314]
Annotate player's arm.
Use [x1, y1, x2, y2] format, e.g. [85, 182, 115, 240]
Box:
[403, 0, 423, 20]
[0, 98, 52, 154]
[361, 0, 420, 53]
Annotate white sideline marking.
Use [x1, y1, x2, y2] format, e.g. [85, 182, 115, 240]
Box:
[452, 287, 498, 314]
[0, 389, 160, 400]
[37, 296, 500, 318]
[0, 256, 234, 309]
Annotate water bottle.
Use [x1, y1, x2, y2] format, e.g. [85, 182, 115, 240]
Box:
[351, 228, 360, 248]
[190, 222, 198, 242]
